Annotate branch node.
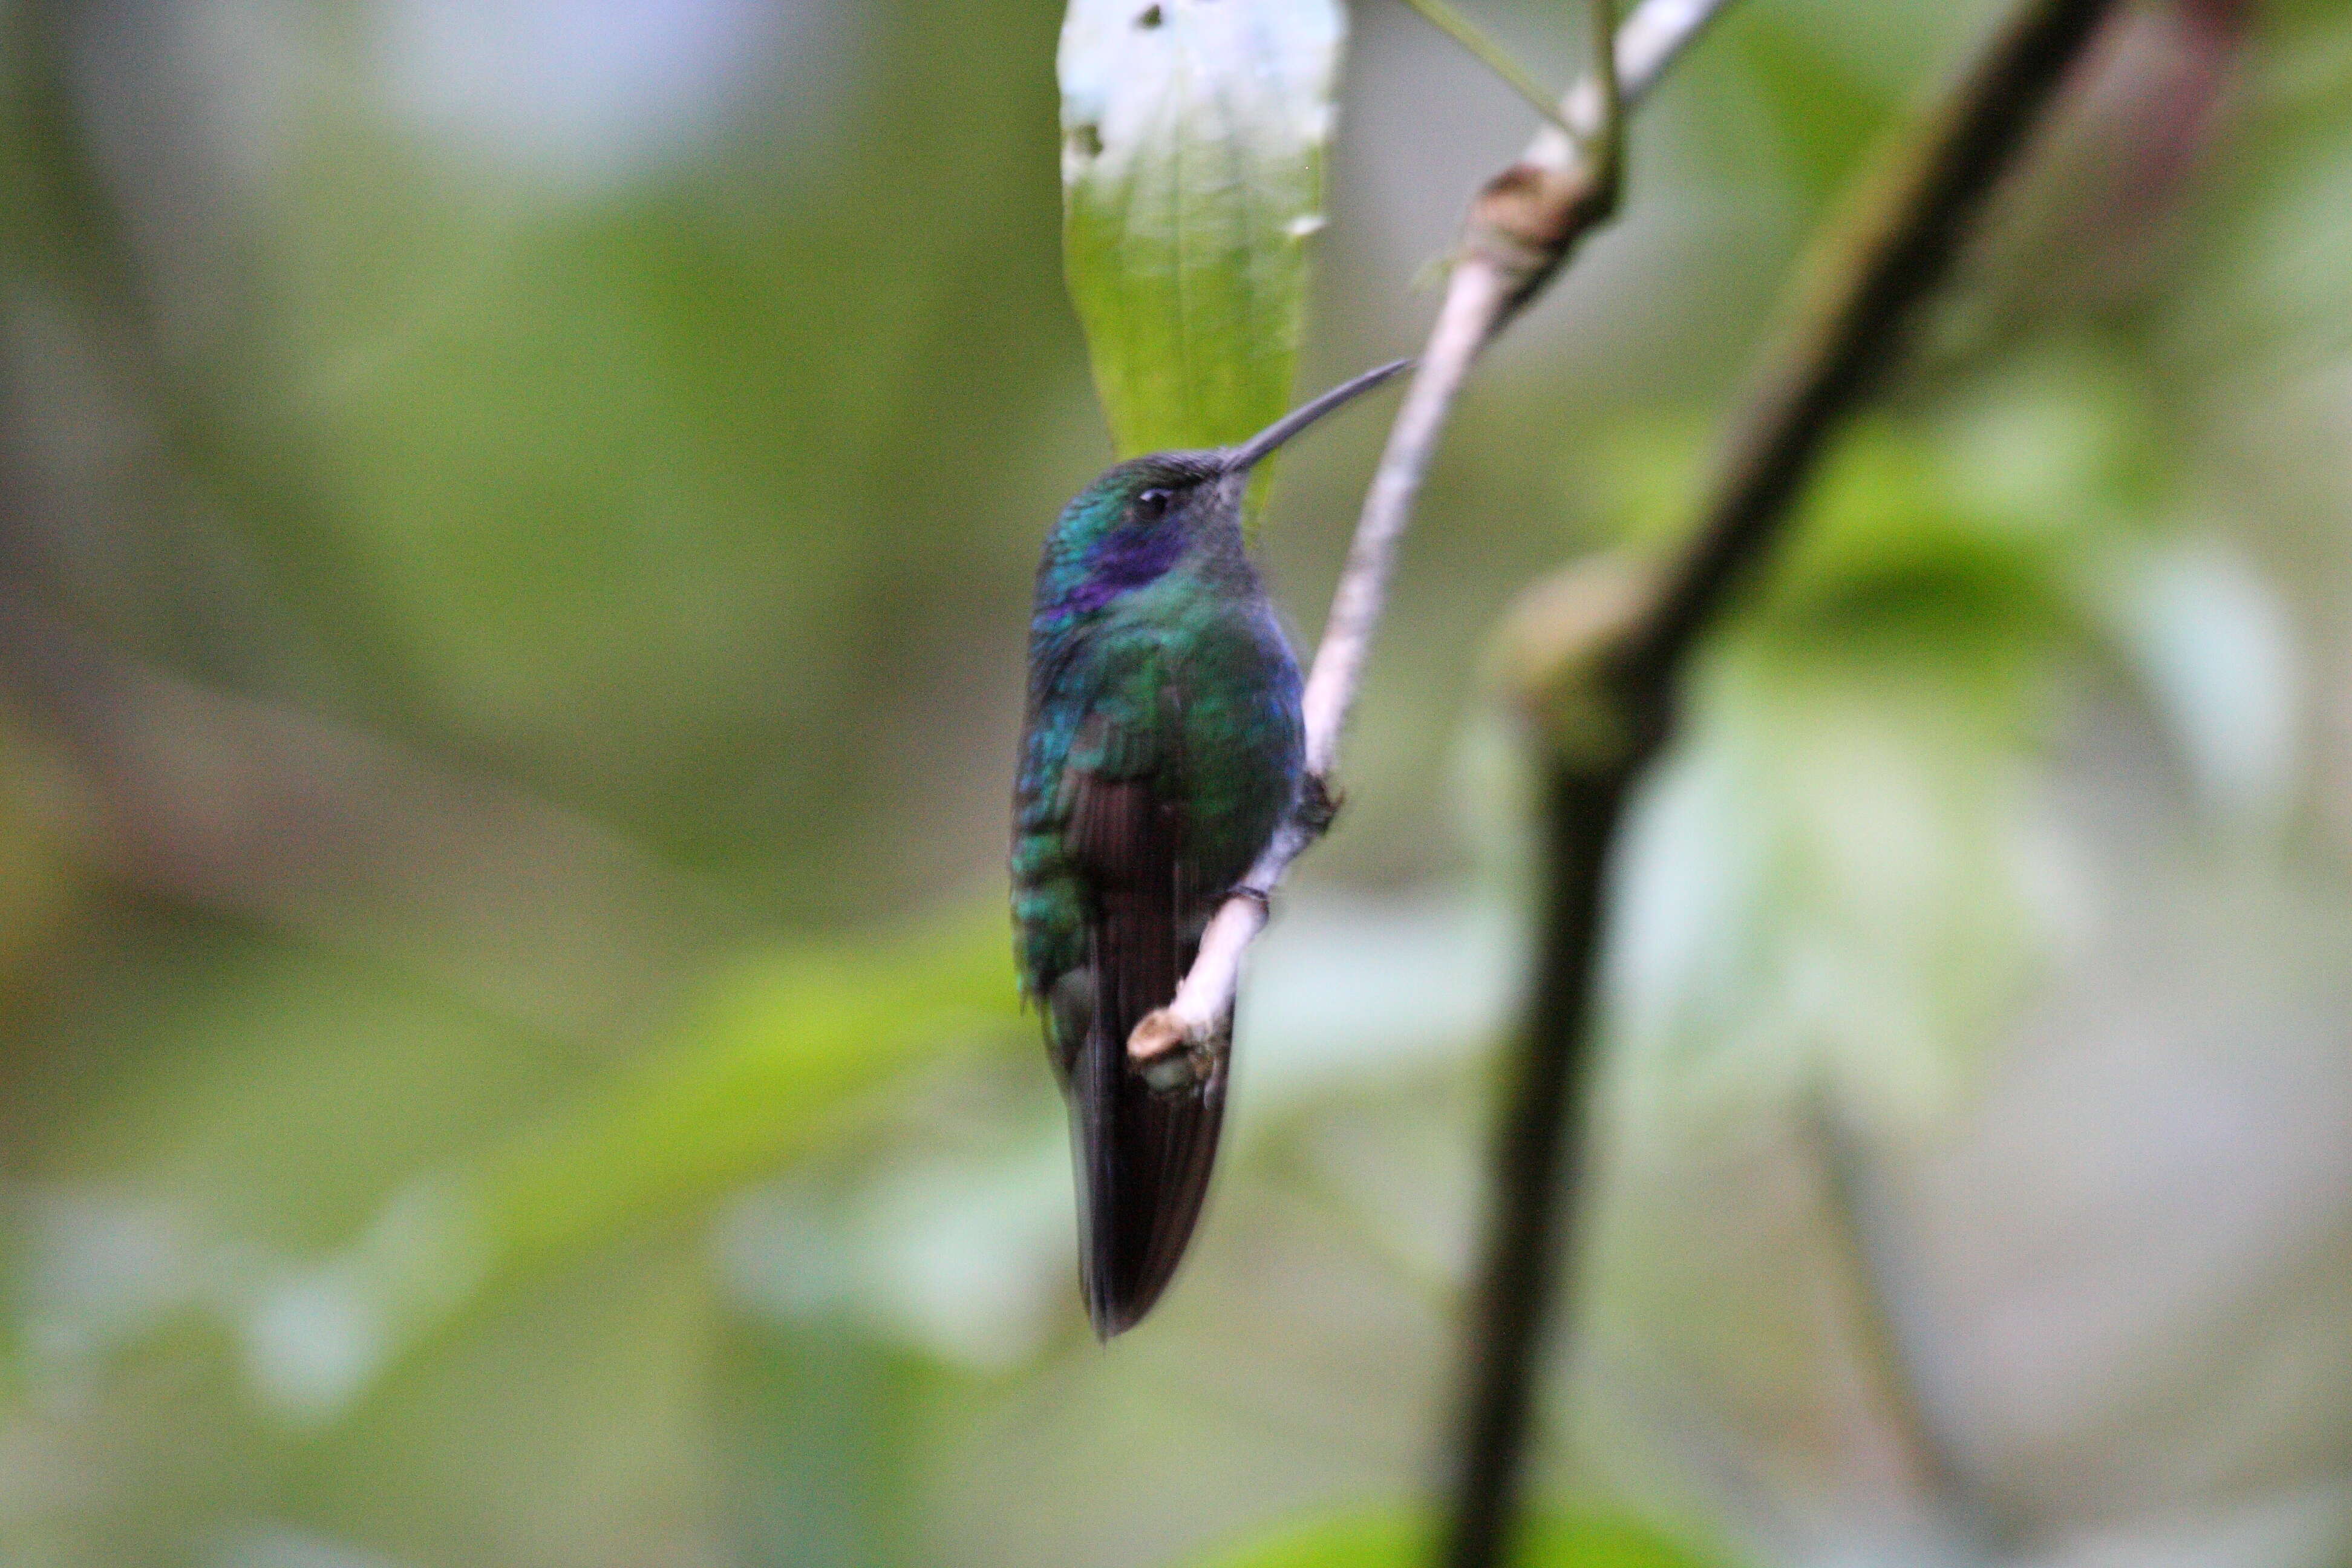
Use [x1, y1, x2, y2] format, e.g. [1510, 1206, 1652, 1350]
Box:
[1486, 554, 1658, 773]
[1465, 161, 1610, 305]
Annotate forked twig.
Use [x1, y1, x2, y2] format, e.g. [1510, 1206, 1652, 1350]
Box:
[1443, 2, 2126, 1564]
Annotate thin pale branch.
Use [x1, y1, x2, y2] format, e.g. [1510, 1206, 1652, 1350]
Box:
[1443, 2, 2127, 1565]
[1126, 0, 1733, 1071]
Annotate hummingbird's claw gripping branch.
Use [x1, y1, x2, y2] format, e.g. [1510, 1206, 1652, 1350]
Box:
[1295, 773, 1342, 836]
[1123, 0, 1735, 1070]
[1128, 882, 1271, 1083]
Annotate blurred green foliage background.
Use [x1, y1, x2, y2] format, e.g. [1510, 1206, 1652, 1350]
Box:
[2, 1, 2351, 1565]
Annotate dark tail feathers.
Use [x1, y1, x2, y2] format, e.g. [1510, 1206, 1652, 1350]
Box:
[1069, 1016, 1226, 1338]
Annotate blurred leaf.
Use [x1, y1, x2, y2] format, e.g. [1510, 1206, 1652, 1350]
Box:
[1608, 626, 2071, 1129]
[1059, 0, 1343, 457]
[1602, 419, 2085, 638]
[713, 1312, 905, 1568]
[243, 906, 1024, 1421]
[1577, 354, 2309, 1129]
[2213, 136, 2352, 358]
[1184, 1505, 1725, 1567]
[2077, 535, 2302, 829]
[716, 1116, 1074, 1371]
[469, 910, 1021, 1263]
[289, 1238, 724, 1567]
[1930, 347, 2160, 529]
[1754, 425, 2079, 635]
[1595, 414, 2097, 1131]
[1722, 11, 1892, 201]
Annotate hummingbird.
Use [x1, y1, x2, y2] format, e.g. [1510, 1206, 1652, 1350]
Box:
[1011, 359, 1412, 1338]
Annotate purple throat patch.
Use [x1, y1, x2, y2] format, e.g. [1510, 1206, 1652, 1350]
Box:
[1065, 523, 1184, 614]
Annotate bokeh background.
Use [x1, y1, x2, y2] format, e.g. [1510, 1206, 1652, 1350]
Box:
[3, 0, 2351, 1564]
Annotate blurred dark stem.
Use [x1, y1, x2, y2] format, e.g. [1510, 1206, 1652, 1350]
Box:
[1440, 766, 1625, 1564]
[1440, 0, 2125, 1563]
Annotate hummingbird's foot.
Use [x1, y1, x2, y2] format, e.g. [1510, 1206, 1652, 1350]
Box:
[1137, 1036, 1220, 1094]
[1297, 773, 1342, 837]
[1130, 1008, 1224, 1094]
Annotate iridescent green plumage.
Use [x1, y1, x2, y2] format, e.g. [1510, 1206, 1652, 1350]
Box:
[1011, 362, 1408, 1338]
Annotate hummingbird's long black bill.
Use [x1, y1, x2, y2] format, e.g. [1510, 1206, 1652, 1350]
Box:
[1221, 358, 1415, 474]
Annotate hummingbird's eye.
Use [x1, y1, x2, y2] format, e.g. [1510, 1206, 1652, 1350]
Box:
[1134, 487, 1174, 520]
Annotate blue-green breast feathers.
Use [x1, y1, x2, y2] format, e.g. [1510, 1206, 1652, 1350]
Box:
[1012, 454, 1304, 999]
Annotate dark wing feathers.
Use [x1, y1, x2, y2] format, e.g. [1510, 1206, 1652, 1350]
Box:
[1062, 703, 1227, 1338]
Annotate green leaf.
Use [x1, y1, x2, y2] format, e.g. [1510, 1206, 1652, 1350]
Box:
[240, 906, 1023, 1422]
[1059, 0, 1344, 457]
[1184, 1505, 1726, 1568]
